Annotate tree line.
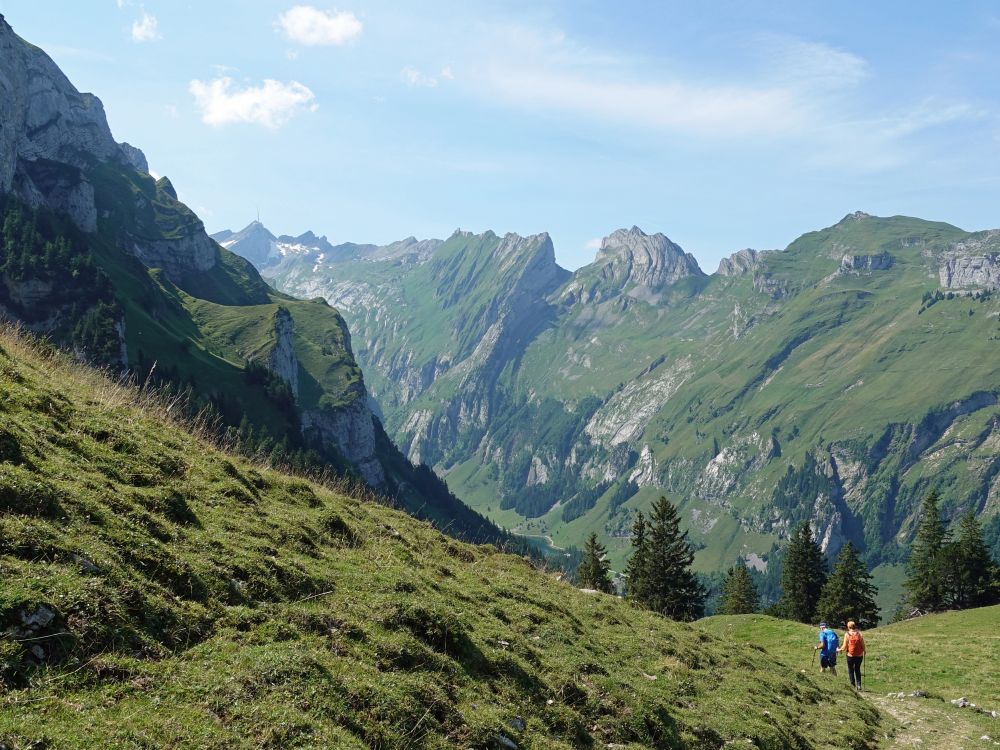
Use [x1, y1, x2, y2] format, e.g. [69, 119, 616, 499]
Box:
[575, 489, 1000, 625]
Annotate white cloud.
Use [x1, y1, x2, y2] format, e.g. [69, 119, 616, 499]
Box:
[440, 66, 455, 80]
[584, 237, 603, 252]
[188, 77, 317, 128]
[401, 66, 439, 88]
[131, 11, 159, 42]
[276, 5, 362, 46]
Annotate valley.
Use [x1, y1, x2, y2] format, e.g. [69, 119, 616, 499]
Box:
[224, 214, 1000, 603]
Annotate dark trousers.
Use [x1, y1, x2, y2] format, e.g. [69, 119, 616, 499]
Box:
[846, 655, 863, 688]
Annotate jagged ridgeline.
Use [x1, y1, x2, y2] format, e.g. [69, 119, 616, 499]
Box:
[229, 213, 1000, 590]
[0, 14, 502, 544]
[0, 323, 882, 748]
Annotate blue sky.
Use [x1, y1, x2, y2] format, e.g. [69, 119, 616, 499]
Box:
[3, 1, 1000, 270]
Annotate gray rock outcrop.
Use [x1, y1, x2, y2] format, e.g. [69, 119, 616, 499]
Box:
[266, 307, 299, 398]
[839, 252, 893, 273]
[940, 254, 1000, 289]
[118, 142, 148, 173]
[717, 248, 767, 276]
[939, 233, 1000, 289]
[302, 397, 385, 487]
[129, 233, 217, 277]
[595, 226, 704, 290]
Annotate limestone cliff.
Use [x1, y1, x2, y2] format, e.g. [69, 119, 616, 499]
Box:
[0, 13, 142, 230]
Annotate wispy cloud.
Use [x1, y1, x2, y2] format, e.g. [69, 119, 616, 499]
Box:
[189, 77, 317, 128]
[454, 23, 987, 170]
[756, 35, 869, 90]
[401, 66, 455, 88]
[276, 5, 362, 46]
[131, 11, 159, 42]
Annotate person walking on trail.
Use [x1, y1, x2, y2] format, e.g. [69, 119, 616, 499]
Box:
[838, 620, 865, 690]
[815, 621, 838, 675]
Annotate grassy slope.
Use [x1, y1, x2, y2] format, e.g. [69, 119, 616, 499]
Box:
[698, 608, 1000, 747]
[0, 327, 882, 750]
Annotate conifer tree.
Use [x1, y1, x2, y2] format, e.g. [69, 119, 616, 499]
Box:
[641, 496, 705, 621]
[940, 511, 1000, 610]
[577, 532, 614, 593]
[816, 542, 879, 629]
[904, 490, 948, 612]
[717, 560, 759, 615]
[778, 521, 828, 623]
[625, 511, 650, 602]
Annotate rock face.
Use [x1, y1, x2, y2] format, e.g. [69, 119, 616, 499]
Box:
[129, 233, 217, 277]
[587, 226, 704, 300]
[118, 142, 149, 173]
[302, 396, 385, 487]
[266, 307, 299, 398]
[939, 232, 1000, 289]
[717, 248, 767, 276]
[839, 252, 893, 273]
[0, 14, 131, 230]
[940, 254, 1000, 289]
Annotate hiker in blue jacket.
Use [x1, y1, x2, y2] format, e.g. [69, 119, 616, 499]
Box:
[815, 621, 839, 675]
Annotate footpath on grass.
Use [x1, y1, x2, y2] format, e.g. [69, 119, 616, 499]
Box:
[698, 607, 1000, 749]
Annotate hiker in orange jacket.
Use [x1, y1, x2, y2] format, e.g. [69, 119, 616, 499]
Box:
[837, 620, 866, 690]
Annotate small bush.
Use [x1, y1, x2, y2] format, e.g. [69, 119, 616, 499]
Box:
[0, 427, 25, 464]
[320, 511, 360, 548]
[385, 603, 467, 655]
[0, 466, 63, 516]
[151, 488, 200, 526]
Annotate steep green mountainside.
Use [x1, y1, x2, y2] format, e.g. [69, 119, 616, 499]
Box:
[698, 608, 1000, 748]
[232, 213, 1000, 595]
[0, 14, 501, 542]
[0, 326, 883, 749]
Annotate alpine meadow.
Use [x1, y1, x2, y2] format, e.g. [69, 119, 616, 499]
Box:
[2, 3, 1000, 750]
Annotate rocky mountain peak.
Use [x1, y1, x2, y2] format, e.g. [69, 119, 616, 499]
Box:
[212, 221, 279, 268]
[717, 248, 769, 276]
[594, 225, 705, 288]
[291, 230, 324, 245]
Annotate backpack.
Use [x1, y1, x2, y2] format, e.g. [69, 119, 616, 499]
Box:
[846, 630, 865, 655]
[822, 630, 838, 652]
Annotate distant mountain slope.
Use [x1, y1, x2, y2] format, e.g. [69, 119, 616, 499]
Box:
[0, 324, 881, 749]
[0, 13, 501, 543]
[228, 212, 1000, 586]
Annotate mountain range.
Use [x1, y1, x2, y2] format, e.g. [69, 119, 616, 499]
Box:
[218, 212, 1000, 602]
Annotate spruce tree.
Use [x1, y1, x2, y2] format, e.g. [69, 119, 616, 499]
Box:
[904, 490, 948, 612]
[816, 542, 879, 629]
[577, 532, 614, 593]
[625, 511, 650, 602]
[778, 521, 828, 623]
[641, 496, 705, 621]
[940, 511, 1000, 610]
[717, 560, 759, 615]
